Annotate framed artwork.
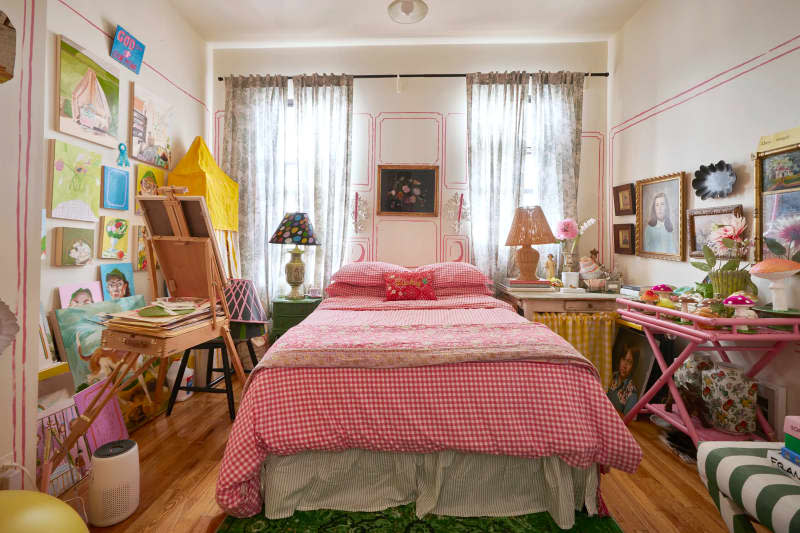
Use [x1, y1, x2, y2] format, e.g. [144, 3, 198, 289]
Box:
[99, 216, 130, 260]
[99, 263, 135, 301]
[130, 83, 172, 169]
[50, 139, 102, 222]
[635, 172, 685, 261]
[613, 223, 635, 255]
[52, 227, 94, 266]
[135, 164, 166, 215]
[613, 184, 635, 216]
[110, 25, 145, 75]
[131, 226, 153, 271]
[687, 204, 744, 259]
[754, 144, 800, 261]
[377, 165, 439, 217]
[56, 35, 119, 149]
[607, 327, 657, 415]
[41, 209, 47, 260]
[57, 281, 103, 309]
[102, 166, 129, 210]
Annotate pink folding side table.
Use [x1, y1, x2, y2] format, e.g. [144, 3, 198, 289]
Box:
[616, 298, 800, 446]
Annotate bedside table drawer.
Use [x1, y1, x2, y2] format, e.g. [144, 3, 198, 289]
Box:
[563, 299, 618, 312]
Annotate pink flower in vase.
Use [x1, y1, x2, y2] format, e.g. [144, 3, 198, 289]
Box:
[554, 218, 579, 240]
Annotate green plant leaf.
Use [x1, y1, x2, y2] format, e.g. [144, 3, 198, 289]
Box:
[703, 245, 717, 267]
[691, 261, 712, 272]
[766, 238, 787, 257]
[721, 259, 740, 271]
[722, 238, 737, 249]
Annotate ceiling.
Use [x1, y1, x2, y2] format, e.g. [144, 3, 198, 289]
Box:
[169, 0, 646, 46]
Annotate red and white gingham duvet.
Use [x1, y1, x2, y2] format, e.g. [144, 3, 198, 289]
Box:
[216, 295, 642, 517]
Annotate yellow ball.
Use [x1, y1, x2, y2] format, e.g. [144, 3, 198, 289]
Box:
[0, 490, 88, 532]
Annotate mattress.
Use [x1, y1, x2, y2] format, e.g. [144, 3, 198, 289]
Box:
[216, 295, 642, 518]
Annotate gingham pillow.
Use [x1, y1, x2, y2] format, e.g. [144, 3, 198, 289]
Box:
[324, 282, 385, 298]
[436, 285, 493, 297]
[384, 271, 437, 301]
[332, 262, 410, 287]
[414, 262, 492, 290]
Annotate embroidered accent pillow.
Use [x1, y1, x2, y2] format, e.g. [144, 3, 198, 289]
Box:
[384, 271, 437, 301]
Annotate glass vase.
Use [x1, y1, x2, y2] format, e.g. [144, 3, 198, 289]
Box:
[708, 270, 750, 298]
[561, 252, 577, 273]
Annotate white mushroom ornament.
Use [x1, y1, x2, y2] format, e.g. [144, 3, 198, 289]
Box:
[723, 293, 756, 332]
[750, 258, 800, 311]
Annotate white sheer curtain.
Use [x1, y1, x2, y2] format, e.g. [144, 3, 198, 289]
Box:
[466, 72, 528, 282]
[293, 74, 354, 291]
[528, 71, 585, 274]
[221, 75, 288, 304]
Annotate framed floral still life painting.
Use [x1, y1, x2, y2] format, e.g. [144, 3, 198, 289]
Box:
[613, 184, 635, 216]
[635, 172, 685, 261]
[755, 143, 800, 262]
[614, 224, 635, 255]
[687, 205, 744, 259]
[377, 165, 439, 217]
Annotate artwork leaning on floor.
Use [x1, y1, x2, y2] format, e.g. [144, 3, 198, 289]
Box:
[377, 165, 439, 216]
[636, 172, 685, 261]
[607, 327, 656, 415]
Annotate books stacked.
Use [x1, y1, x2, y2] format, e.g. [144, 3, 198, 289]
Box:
[105, 298, 224, 337]
[766, 416, 800, 482]
[498, 279, 554, 293]
[620, 285, 643, 298]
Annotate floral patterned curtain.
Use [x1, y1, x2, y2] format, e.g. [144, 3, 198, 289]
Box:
[529, 71, 585, 273]
[466, 71, 529, 282]
[221, 75, 288, 303]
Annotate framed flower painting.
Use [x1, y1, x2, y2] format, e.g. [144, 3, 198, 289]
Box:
[755, 144, 800, 262]
[99, 216, 130, 260]
[377, 165, 439, 217]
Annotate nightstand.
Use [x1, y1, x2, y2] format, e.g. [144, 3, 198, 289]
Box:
[496, 285, 624, 388]
[269, 297, 322, 343]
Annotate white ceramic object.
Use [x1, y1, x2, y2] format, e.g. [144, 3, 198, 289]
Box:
[562, 271, 580, 289]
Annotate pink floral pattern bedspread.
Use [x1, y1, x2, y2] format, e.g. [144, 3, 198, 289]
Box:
[216, 296, 642, 517]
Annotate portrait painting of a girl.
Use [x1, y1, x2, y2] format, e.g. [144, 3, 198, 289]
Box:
[636, 173, 684, 260]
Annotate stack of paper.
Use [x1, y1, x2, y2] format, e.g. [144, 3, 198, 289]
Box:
[105, 299, 224, 337]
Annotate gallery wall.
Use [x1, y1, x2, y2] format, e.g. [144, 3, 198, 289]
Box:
[41, 0, 208, 314]
[608, 0, 800, 413]
[212, 42, 608, 273]
[0, 0, 47, 486]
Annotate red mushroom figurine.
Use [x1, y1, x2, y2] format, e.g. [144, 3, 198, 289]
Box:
[723, 293, 756, 332]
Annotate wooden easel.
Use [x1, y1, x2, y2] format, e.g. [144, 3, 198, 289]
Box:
[39, 187, 245, 492]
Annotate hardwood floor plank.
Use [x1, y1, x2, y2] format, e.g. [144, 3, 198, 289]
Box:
[67, 389, 734, 533]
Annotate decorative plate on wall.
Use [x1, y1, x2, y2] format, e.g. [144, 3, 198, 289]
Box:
[692, 160, 736, 200]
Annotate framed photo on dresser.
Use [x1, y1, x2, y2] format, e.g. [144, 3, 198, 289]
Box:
[377, 165, 439, 217]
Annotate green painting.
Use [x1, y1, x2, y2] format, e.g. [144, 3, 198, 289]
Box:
[53, 295, 171, 431]
[57, 36, 120, 149]
[50, 139, 102, 222]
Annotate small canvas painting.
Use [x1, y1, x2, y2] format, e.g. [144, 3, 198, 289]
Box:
[607, 327, 656, 415]
[99, 216, 130, 260]
[377, 165, 439, 216]
[109, 25, 145, 75]
[130, 84, 172, 169]
[57, 281, 103, 309]
[50, 140, 103, 222]
[99, 263, 135, 301]
[761, 147, 800, 193]
[102, 166, 129, 210]
[57, 36, 119, 149]
[135, 164, 166, 215]
[53, 227, 94, 266]
[132, 226, 151, 271]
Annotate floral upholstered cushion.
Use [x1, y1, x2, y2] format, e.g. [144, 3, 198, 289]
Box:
[384, 271, 437, 301]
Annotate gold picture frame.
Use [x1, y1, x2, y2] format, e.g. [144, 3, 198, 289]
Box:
[753, 142, 800, 262]
[376, 165, 439, 217]
[687, 204, 744, 259]
[635, 172, 685, 261]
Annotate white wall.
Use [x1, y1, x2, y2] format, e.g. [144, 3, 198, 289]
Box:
[41, 0, 208, 313]
[609, 0, 800, 414]
[213, 42, 608, 268]
[0, 0, 46, 486]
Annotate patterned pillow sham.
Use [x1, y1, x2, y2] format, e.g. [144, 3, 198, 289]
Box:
[413, 262, 492, 290]
[384, 271, 437, 301]
[331, 262, 410, 287]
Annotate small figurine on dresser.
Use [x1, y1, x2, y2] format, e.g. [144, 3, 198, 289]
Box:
[580, 250, 609, 292]
[545, 253, 557, 280]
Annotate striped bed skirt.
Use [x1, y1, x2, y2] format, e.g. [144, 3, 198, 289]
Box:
[697, 441, 800, 533]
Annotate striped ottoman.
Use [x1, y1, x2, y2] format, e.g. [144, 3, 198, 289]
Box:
[698, 442, 800, 533]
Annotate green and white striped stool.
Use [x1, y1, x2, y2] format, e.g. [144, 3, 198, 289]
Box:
[698, 442, 800, 533]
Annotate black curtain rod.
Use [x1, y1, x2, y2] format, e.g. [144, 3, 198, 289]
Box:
[217, 72, 609, 81]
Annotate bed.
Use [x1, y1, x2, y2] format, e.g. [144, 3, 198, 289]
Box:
[216, 262, 642, 530]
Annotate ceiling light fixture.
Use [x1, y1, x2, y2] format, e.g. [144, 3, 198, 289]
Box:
[387, 0, 429, 24]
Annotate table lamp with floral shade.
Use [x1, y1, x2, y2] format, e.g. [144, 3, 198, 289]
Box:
[269, 213, 320, 300]
[505, 206, 556, 281]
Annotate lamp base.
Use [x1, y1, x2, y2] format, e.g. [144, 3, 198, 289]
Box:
[515, 245, 540, 281]
[285, 246, 306, 300]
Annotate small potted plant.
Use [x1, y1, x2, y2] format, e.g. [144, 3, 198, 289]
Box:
[690, 214, 757, 298]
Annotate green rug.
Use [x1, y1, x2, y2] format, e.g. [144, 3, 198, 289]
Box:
[216, 503, 622, 532]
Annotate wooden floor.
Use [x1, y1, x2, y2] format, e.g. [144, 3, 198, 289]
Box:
[69, 386, 751, 533]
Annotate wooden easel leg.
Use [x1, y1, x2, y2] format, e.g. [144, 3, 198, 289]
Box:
[146, 237, 159, 298]
[222, 327, 247, 386]
[154, 358, 169, 406]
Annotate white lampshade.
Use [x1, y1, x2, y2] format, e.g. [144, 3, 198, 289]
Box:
[387, 0, 429, 24]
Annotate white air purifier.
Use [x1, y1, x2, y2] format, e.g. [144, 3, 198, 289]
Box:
[87, 439, 140, 527]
